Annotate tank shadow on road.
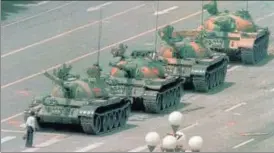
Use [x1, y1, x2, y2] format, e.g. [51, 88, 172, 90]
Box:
[1, 1, 39, 20]
[36, 123, 137, 137]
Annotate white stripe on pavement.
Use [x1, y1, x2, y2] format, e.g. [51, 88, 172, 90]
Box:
[128, 145, 147, 152]
[75, 142, 104, 152]
[1, 136, 16, 144]
[21, 136, 63, 152]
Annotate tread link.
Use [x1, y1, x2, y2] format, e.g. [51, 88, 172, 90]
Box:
[193, 59, 228, 92]
[143, 81, 183, 114]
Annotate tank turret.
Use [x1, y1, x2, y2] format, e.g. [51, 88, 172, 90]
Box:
[24, 64, 131, 135]
[199, 0, 270, 64]
[158, 25, 229, 92]
[107, 43, 185, 113]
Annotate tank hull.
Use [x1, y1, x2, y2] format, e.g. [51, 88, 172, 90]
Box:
[203, 28, 270, 65]
[107, 77, 185, 114]
[24, 96, 131, 135]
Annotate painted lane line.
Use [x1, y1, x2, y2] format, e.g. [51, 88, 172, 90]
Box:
[227, 65, 240, 72]
[180, 122, 199, 131]
[256, 12, 274, 22]
[87, 2, 113, 12]
[0, 9, 202, 91]
[154, 6, 179, 15]
[1, 2, 76, 28]
[128, 145, 147, 152]
[224, 102, 247, 112]
[1, 136, 16, 144]
[75, 142, 104, 152]
[1, 4, 146, 58]
[232, 138, 255, 149]
[1, 112, 23, 123]
[270, 88, 274, 92]
[1, 129, 66, 136]
[14, 1, 49, 7]
[20, 123, 26, 128]
[21, 136, 64, 152]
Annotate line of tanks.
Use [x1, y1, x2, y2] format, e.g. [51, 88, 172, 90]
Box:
[23, 1, 270, 135]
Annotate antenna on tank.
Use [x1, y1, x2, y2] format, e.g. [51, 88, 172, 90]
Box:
[153, 0, 160, 60]
[201, 0, 204, 26]
[96, 8, 103, 65]
[246, 1, 249, 11]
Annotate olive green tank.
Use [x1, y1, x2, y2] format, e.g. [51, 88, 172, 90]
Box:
[23, 64, 131, 135]
[158, 25, 229, 92]
[107, 44, 185, 114]
[197, 0, 270, 64]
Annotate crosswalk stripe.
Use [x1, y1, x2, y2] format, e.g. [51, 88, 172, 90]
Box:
[21, 136, 63, 152]
[74, 142, 104, 152]
[1, 136, 16, 144]
[128, 145, 147, 152]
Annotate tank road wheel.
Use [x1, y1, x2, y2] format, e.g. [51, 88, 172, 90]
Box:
[107, 112, 115, 130]
[113, 111, 120, 128]
[101, 115, 109, 132]
[80, 116, 101, 135]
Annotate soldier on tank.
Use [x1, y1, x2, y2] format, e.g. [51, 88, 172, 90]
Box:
[24, 111, 37, 147]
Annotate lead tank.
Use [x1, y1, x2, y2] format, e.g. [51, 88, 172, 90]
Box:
[158, 25, 229, 92]
[23, 64, 131, 135]
[107, 44, 185, 114]
[197, 0, 270, 64]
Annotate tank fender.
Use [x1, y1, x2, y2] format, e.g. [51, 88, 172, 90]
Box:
[78, 105, 99, 117]
[237, 38, 255, 49]
[191, 65, 208, 77]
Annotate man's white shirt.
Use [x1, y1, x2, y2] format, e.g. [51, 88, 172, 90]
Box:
[25, 116, 36, 130]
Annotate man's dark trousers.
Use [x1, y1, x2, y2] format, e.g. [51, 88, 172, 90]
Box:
[25, 126, 34, 147]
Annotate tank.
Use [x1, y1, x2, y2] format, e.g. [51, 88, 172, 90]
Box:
[107, 44, 185, 114]
[158, 25, 229, 92]
[23, 64, 131, 135]
[197, 0, 270, 64]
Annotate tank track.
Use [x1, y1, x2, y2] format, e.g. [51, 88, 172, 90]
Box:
[241, 33, 269, 65]
[192, 59, 228, 92]
[79, 100, 131, 135]
[142, 81, 183, 114]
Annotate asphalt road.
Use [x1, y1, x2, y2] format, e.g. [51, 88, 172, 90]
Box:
[1, 1, 274, 152]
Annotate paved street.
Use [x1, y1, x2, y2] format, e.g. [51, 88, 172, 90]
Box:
[1, 1, 274, 152]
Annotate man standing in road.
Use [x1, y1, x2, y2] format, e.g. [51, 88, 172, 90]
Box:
[25, 111, 36, 147]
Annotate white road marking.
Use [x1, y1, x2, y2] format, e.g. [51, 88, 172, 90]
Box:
[128, 145, 147, 152]
[1, 136, 16, 144]
[21, 136, 64, 152]
[233, 113, 241, 116]
[2, 2, 76, 28]
[1, 112, 23, 123]
[256, 12, 274, 22]
[74, 142, 104, 152]
[14, 1, 49, 7]
[270, 88, 274, 92]
[20, 123, 26, 128]
[1, 129, 66, 136]
[232, 138, 255, 149]
[224, 102, 247, 112]
[154, 6, 179, 15]
[1, 4, 145, 59]
[180, 122, 199, 131]
[227, 66, 240, 72]
[87, 2, 113, 12]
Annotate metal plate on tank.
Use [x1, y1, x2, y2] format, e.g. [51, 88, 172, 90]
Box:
[203, 39, 224, 48]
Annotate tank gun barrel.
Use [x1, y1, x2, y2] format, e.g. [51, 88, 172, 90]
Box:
[44, 71, 65, 87]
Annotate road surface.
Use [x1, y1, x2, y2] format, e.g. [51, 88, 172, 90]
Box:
[1, 1, 274, 152]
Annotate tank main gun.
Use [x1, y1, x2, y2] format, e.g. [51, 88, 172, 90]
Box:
[44, 71, 65, 87]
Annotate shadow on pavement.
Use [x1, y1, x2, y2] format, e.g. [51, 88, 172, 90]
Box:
[1, 1, 40, 21]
